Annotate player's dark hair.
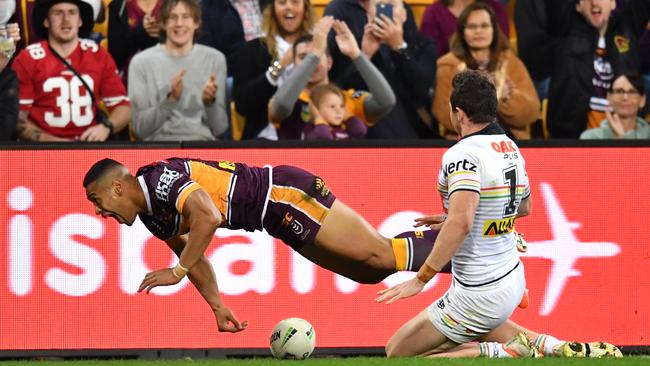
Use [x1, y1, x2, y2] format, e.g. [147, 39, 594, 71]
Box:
[83, 159, 124, 188]
[292, 34, 330, 61]
[450, 70, 498, 124]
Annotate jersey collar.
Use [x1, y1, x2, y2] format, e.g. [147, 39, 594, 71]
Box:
[137, 175, 153, 215]
[461, 122, 505, 140]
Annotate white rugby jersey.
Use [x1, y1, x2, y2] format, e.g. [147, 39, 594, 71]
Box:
[437, 124, 530, 286]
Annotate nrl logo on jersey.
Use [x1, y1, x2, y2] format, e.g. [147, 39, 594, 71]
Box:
[482, 217, 516, 236]
[155, 167, 181, 202]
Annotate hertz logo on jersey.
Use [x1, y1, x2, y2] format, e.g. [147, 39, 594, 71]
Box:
[482, 217, 516, 236]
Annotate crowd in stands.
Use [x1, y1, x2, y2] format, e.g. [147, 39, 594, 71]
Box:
[0, 0, 649, 142]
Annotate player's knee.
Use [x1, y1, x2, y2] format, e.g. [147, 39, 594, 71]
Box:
[385, 339, 405, 358]
[363, 240, 396, 272]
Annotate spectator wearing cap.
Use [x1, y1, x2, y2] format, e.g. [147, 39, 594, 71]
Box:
[12, 0, 130, 141]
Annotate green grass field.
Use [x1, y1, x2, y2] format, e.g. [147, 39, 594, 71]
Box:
[2, 357, 649, 366]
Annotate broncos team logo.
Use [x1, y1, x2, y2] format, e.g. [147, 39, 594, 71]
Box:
[313, 177, 330, 198]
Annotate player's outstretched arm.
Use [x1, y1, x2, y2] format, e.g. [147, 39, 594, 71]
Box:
[375, 191, 478, 304]
[138, 189, 221, 292]
[165, 236, 248, 333]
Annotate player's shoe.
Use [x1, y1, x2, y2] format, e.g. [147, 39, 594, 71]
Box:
[515, 232, 528, 253]
[556, 341, 623, 358]
[504, 333, 543, 358]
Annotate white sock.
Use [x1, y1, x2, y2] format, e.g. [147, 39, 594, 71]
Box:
[533, 334, 564, 356]
[479, 342, 514, 358]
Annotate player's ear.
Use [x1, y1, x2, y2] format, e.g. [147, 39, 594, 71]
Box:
[111, 179, 123, 195]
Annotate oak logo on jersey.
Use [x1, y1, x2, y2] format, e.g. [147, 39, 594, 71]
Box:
[443, 159, 477, 175]
[155, 167, 181, 202]
[491, 141, 517, 153]
[313, 177, 330, 198]
[482, 217, 516, 236]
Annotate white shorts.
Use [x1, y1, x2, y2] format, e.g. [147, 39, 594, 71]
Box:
[427, 261, 525, 344]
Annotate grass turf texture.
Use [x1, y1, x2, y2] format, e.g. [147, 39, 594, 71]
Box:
[1, 357, 647, 366]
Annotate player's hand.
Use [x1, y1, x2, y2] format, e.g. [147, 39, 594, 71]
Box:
[143, 13, 160, 39]
[414, 214, 446, 230]
[137, 268, 182, 294]
[168, 68, 186, 102]
[375, 277, 425, 304]
[202, 74, 217, 105]
[333, 20, 361, 60]
[214, 306, 248, 333]
[79, 123, 111, 142]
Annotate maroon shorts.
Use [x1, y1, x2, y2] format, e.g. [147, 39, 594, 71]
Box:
[262, 165, 336, 250]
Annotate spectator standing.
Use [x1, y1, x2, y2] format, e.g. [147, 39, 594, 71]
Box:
[231, 0, 315, 139]
[420, 0, 509, 57]
[324, 0, 438, 138]
[12, 0, 130, 141]
[433, 2, 539, 140]
[128, 0, 228, 141]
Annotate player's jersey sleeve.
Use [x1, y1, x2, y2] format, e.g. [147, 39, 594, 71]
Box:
[438, 146, 481, 198]
[140, 161, 202, 214]
[344, 89, 370, 125]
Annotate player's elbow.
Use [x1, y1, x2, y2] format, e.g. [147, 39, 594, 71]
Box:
[205, 212, 221, 230]
[448, 216, 472, 236]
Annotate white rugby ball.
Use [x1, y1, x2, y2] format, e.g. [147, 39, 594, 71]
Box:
[269, 317, 316, 360]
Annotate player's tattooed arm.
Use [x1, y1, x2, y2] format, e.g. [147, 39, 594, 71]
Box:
[16, 111, 69, 142]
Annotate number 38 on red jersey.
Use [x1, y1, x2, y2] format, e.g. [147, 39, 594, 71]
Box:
[12, 39, 129, 139]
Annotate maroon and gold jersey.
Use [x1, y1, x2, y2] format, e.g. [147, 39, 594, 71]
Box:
[136, 158, 270, 240]
[12, 40, 129, 139]
[135, 158, 336, 250]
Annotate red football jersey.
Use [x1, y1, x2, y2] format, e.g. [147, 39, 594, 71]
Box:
[12, 40, 129, 139]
